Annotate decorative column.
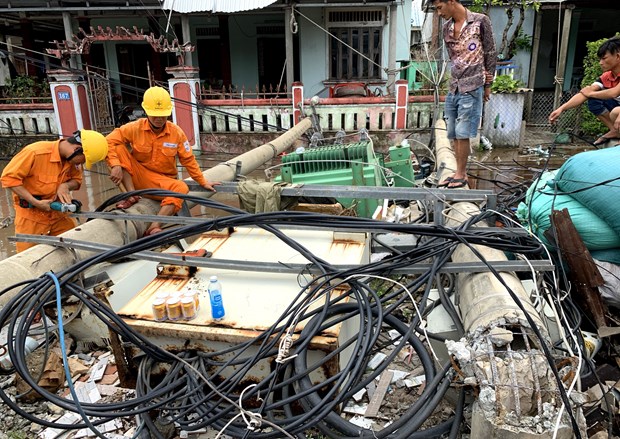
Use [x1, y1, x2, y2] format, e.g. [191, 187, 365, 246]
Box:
[292, 82, 304, 125]
[394, 79, 408, 129]
[166, 66, 201, 152]
[47, 69, 92, 137]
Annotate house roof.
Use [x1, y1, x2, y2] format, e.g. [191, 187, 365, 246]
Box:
[161, 0, 278, 13]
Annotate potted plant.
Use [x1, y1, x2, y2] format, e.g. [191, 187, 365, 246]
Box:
[482, 74, 529, 147]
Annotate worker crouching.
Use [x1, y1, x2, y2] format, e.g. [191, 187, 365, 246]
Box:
[106, 86, 218, 236]
[0, 129, 109, 252]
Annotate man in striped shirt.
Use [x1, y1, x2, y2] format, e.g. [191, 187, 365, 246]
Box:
[431, 0, 496, 189]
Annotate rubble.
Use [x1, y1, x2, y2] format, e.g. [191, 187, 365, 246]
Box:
[0, 345, 138, 439]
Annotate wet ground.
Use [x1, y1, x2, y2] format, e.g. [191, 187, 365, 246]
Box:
[0, 139, 595, 260]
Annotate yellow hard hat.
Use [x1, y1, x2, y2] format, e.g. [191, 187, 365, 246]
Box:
[78, 129, 108, 170]
[141, 86, 173, 117]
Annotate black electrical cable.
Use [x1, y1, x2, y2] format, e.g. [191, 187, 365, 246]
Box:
[0, 189, 577, 438]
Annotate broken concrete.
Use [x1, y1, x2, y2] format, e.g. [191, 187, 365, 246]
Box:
[435, 120, 579, 438]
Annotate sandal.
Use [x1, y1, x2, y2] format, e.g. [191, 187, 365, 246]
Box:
[437, 176, 454, 188]
[446, 178, 468, 189]
[593, 132, 620, 146]
[116, 195, 141, 209]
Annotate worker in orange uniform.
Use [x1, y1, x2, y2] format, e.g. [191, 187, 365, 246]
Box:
[106, 86, 218, 237]
[1, 130, 109, 253]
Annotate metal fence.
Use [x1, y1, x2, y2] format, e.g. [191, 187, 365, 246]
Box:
[522, 90, 582, 147]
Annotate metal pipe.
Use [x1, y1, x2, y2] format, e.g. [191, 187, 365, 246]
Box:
[284, 6, 295, 91]
[387, 4, 397, 94]
[0, 118, 312, 308]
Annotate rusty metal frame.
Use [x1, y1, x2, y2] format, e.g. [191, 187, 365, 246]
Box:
[46, 26, 195, 67]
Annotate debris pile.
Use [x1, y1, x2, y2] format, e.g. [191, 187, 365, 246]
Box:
[0, 340, 137, 439]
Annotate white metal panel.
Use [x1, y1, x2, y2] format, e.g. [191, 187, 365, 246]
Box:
[118, 227, 369, 333]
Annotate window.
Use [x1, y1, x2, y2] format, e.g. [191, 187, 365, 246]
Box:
[327, 9, 384, 81]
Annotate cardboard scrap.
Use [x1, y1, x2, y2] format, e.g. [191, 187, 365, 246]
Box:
[98, 372, 119, 386]
[38, 351, 64, 392]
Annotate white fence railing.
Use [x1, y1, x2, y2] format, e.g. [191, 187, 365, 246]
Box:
[199, 99, 444, 134]
[201, 105, 295, 133]
[0, 105, 57, 136]
[0, 99, 444, 138]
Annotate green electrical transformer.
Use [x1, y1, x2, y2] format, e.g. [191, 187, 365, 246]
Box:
[276, 140, 417, 218]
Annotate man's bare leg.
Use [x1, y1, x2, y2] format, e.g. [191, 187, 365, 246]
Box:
[611, 107, 620, 124]
[448, 138, 470, 188]
[596, 111, 619, 142]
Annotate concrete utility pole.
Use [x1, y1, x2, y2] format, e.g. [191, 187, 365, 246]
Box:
[435, 120, 578, 438]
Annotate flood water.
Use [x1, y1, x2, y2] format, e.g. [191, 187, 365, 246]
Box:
[0, 142, 593, 260]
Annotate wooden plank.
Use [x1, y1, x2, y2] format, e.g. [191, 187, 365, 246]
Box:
[550, 209, 607, 328]
[365, 370, 393, 418]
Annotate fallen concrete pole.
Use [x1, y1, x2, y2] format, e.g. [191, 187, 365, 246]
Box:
[435, 120, 576, 438]
[0, 118, 312, 308]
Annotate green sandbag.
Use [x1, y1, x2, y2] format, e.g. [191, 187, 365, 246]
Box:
[517, 171, 620, 250]
[554, 146, 620, 237]
[591, 248, 620, 265]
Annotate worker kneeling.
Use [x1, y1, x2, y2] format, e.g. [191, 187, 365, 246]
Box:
[1, 130, 108, 253]
[106, 86, 218, 236]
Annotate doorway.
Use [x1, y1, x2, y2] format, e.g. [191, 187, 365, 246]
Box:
[116, 43, 151, 104]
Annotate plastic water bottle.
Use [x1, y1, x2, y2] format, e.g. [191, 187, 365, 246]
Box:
[208, 276, 225, 320]
[480, 135, 493, 150]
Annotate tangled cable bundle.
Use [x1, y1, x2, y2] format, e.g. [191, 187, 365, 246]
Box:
[0, 189, 566, 438]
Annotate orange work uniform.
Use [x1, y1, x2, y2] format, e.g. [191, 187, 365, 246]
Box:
[106, 119, 207, 212]
[0, 140, 82, 253]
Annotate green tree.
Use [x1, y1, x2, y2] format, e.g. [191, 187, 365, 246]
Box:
[580, 34, 620, 136]
[471, 0, 540, 60]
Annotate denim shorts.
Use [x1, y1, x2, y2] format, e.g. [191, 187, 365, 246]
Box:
[444, 86, 484, 139]
[587, 97, 620, 116]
